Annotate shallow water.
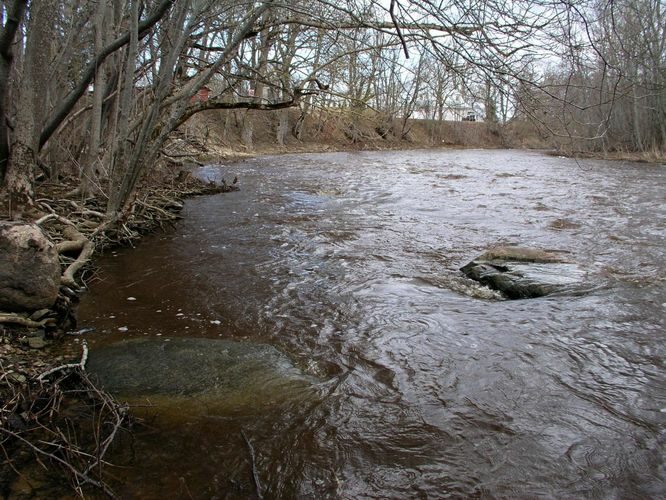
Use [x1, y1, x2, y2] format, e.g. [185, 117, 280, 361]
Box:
[77, 149, 665, 498]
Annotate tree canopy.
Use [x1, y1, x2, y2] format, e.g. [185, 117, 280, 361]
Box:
[0, 0, 663, 218]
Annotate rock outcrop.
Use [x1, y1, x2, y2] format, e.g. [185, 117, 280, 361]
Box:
[0, 222, 61, 312]
[461, 246, 586, 299]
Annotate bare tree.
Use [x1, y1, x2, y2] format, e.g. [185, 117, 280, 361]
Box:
[5, 0, 53, 216]
[0, 0, 26, 184]
[4, 0, 657, 224]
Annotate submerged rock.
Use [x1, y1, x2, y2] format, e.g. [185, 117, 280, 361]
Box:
[0, 222, 60, 312]
[460, 246, 587, 299]
[87, 338, 318, 408]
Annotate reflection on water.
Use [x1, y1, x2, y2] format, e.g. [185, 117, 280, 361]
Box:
[78, 149, 666, 498]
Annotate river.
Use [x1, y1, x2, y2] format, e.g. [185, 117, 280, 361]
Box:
[77, 149, 665, 498]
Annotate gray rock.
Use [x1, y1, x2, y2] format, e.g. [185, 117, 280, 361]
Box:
[474, 246, 570, 264]
[27, 337, 47, 349]
[0, 222, 60, 312]
[461, 246, 586, 299]
[87, 338, 319, 410]
[29, 309, 52, 321]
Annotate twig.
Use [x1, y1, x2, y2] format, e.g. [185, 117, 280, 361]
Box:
[135, 199, 182, 220]
[37, 340, 89, 381]
[34, 213, 78, 227]
[0, 427, 115, 498]
[241, 430, 263, 499]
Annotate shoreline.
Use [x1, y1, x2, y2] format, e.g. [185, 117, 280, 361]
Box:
[203, 143, 666, 168]
[544, 149, 666, 165]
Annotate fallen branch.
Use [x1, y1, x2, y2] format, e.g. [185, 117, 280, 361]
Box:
[135, 199, 182, 220]
[81, 376, 127, 477]
[0, 427, 115, 497]
[34, 213, 77, 228]
[37, 340, 88, 381]
[1, 341, 128, 497]
[241, 429, 263, 500]
[0, 313, 47, 328]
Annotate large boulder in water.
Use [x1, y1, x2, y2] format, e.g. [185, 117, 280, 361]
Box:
[87, 338, 318, 411]
[0, 222, 61, 312]
[460, 246, 587, 299]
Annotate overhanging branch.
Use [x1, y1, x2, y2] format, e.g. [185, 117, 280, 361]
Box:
[174, 90, 306, 131]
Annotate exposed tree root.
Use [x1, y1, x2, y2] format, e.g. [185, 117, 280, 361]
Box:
[56, 226, 94, 288]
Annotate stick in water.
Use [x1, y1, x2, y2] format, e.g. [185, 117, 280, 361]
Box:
[241, 429, 263, 499]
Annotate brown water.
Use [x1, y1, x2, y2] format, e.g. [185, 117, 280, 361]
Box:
[78, 149, 665, 498]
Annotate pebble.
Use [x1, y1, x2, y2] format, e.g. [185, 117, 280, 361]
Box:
[127, 297, 137, 301]
[118, 326, 129, 332]
[27, 337, 46, 349]
[210, 320, 221, 325]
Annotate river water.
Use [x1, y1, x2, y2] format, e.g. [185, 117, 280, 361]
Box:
[77, 149, 665, 498]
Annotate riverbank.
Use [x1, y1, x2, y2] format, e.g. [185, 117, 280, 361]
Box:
[174, 109, 531, 163]
[0, 170, 236, 497]
[549, 149, 666, 164]
[164, 108, 666, 167]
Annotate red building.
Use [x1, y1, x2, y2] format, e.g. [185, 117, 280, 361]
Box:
[191, 86, 210, 103]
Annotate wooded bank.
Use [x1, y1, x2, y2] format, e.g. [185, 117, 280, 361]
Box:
[1, 0, 663, 222]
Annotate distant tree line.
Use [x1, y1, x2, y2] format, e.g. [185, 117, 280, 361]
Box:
[516, 0, 665, 154]
[0, 0, 663, 220]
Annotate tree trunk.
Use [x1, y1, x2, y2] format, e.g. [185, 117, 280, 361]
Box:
[0, 0, 27, 186]
[5, 0, 51, 215]
[277, 108, 289, 146]
[485, 78, 498, 123]
[5, 142, 34, 217]
[241, 111, 254, 148]
[79, 0, 109, 198]
[106, 0, 141, 216]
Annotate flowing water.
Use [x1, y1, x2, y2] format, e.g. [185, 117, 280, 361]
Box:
[77, 149, 665, 498]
